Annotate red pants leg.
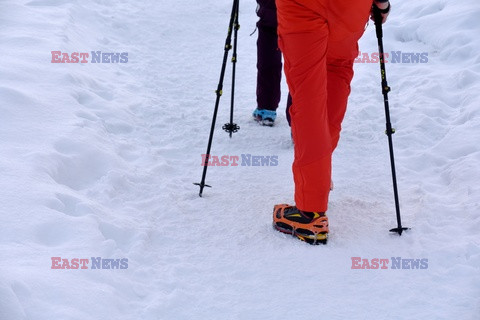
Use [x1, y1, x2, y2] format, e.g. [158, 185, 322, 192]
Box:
[276, 0, 371, 212]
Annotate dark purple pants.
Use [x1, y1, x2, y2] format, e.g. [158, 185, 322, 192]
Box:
[256, 0, 292, 122]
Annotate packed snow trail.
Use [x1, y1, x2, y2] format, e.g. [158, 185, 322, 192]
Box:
[0, 0, 479, 319]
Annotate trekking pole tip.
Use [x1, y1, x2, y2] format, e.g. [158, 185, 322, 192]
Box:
[389, 227, 410, 236]
[193, 182, 212, 197]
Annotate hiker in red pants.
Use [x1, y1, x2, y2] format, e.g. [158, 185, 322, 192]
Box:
[273, 0, 391, 244]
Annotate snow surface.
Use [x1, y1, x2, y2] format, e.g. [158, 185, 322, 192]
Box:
[1, 0, 479, 319]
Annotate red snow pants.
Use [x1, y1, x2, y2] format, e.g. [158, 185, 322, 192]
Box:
[276, 0, 373, 212]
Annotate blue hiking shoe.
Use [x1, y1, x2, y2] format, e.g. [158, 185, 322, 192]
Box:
[252, 108, 277, 126]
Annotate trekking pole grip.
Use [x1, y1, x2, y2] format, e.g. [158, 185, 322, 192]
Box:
[372, 4, 384, 39]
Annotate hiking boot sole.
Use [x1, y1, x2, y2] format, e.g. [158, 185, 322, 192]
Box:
[273, 221, 328, 245]
[253, 117, 275, 127]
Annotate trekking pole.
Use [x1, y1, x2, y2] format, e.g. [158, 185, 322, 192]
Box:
[223, 0, 241, 138]
[194, 0, 240, 197]
[373, 5, 409, 235]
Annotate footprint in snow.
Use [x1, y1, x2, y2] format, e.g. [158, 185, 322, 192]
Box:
[48, 139, 116, 190]
[45, 193, 94, 217]
[98, 221, 135, 252]
[35, 219, 76, 247]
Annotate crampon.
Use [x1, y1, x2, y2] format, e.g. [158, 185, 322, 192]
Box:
[273, 204, 329, 245]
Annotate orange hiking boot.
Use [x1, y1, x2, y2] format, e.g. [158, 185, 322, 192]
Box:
[273, 204, 329, 245]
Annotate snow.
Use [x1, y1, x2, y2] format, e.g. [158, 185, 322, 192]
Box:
[0, 0, 479, 319]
